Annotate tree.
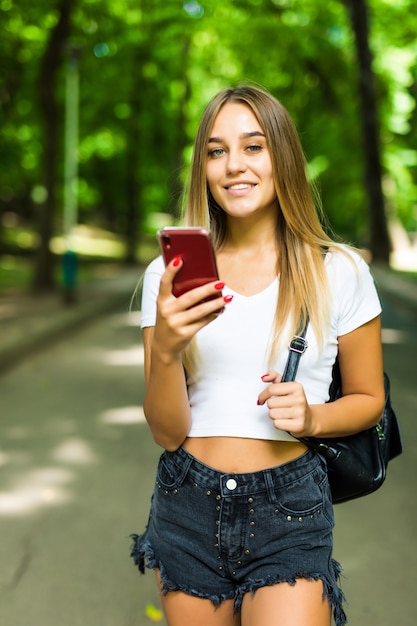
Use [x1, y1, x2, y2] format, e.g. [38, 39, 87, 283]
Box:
[343, 0, 391, 262]
[34, 0, 76, 290]
[1, 0, 416, 279]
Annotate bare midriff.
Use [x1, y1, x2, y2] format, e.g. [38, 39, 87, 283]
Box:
[183, 437, 308, 473]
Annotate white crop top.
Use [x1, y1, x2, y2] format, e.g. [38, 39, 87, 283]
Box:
[140, 247, 381, 442]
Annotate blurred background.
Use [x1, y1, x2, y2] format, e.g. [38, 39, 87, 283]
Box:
[1, 0, 416, 296]
[1, 1, 417, 625]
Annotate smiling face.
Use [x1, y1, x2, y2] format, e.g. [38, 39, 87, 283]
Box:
[206, 102, 278, 223]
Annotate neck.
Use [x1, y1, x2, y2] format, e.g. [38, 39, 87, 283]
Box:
[222, 212, 278, 253]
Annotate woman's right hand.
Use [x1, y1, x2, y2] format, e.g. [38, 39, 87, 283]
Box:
[152, 256, 232, 360]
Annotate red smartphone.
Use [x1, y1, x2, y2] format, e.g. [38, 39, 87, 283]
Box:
[158, 227, 220, 298]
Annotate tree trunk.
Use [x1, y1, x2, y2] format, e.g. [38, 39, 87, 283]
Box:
[34, 0, 75, 290]
[166, 40, 192, 218]
[345, 0, 391, 263]
[124, 49, 143, 265]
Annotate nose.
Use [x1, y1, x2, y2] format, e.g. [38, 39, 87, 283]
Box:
[226, 149, 247, 174]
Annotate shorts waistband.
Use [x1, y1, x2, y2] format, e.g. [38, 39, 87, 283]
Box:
[169, 446, 320, 498]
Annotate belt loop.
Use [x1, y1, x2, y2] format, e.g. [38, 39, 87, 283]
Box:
[263, 470, 277, 503]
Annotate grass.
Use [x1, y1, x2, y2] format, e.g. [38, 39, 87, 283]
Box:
[0, 256, 33, 291]
[0, 224, 160, 294]
[393, 268, 417, 281]
[0, 255, 102, 295]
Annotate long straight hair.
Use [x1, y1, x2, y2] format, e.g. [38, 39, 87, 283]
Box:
[183, 85, 339, 371]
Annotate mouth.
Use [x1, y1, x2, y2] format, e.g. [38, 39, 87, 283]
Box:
[225, 183, 256, 191]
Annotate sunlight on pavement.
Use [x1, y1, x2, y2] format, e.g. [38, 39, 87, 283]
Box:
[88, 346, 144, 366]
[99, 406, 146, 424]
[5, 425, 32, 440]
[0, 450, 12, 467]
[104, 310, 142, 331]
[103, 346, 144, 366]
[389, 221, 417, 272]
[382, 328, 409, 344]
[111, 310, 142, 327]
[0, 467, 73, 516]
[52, 438, 97, 464]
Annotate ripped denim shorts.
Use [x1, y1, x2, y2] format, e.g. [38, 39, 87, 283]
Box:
[130, 446, 347, 626]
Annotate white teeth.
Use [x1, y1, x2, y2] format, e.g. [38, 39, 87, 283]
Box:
[228, 183, 253, 190]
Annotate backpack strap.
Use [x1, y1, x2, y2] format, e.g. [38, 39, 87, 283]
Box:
[281, 317, 309, 383]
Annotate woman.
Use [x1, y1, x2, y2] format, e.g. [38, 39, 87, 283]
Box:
[130, 85, 384, 626]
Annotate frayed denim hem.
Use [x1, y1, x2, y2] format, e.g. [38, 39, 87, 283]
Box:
[129, 533, 235, 607]
[130, 534, 347, 626]
[235, 559, 347, 626]
[129, 533, 154, 575]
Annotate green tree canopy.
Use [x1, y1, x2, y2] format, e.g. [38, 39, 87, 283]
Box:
[1, 0, 416, 285]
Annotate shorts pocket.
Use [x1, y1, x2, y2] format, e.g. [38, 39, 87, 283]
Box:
[156, 450, 192, 491]
[275, 467, 326, 517]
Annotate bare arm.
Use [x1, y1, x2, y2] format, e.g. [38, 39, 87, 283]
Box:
[258, 315, 385, 438]
[142, 325, 191, 450]
[142, 257, 231, 450]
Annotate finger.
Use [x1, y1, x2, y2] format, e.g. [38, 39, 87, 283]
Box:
[158, 255, 183, 297]
[179, 292, 233, 326]
[257, 380, 295, 406]
[272, 418, 304, 437]
[176, 280, 228, 311]
[168, 296, 231, 344]
[260, 370, 281, 383]
[258, 382, 304, 408]
[159, 260, 227, 315]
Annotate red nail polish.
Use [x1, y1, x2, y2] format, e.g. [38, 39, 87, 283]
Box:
[223, 295, 233, 303]
[172, 255, 182, 267]
[214, 282, 225, 290]
[261, 373, 269, 379]
[257, 399, 262, 405]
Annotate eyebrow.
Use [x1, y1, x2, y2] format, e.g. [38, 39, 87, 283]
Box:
[208, 131, 265, 143]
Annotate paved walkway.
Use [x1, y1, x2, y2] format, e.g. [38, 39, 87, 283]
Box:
[0, 264, 142, 375]
[1, 262, 416, 376]
[0, 260, 416, 626]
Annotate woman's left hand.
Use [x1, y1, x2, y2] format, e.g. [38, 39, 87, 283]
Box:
[257, 370, 313, 437]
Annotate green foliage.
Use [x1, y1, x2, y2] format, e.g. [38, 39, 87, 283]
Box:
[0, 0, 416, 253]
[370, 0, 417, 230]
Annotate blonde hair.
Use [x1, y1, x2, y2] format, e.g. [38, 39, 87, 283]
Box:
[183, 85, 340, 373]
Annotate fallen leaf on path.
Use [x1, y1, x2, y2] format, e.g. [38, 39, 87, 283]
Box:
[145, 603, 163, 622]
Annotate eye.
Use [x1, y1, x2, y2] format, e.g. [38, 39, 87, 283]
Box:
[246, 144, 262, 153]
[208, 147, 225, 158]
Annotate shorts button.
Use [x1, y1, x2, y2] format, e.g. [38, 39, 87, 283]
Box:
[226, 478, 237, 491]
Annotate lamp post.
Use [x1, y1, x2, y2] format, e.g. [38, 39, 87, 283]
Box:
[62, 43, 81, 304]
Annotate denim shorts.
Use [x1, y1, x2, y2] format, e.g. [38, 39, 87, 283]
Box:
[130, 447, 347, 626]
